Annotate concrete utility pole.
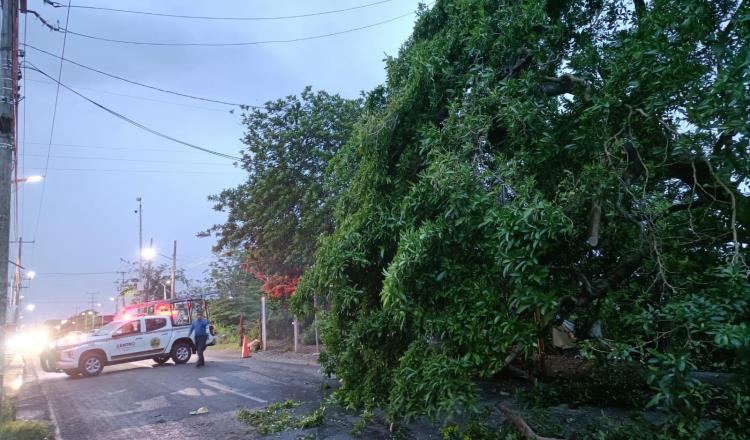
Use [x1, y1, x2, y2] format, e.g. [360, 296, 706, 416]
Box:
[0, 0, 19, 421]
[142, 237, 153, 302]
[10, 238, 32, 324]
[261, 296, 267, 351]
[136, 197, 142, 296]
[12, 235, 21, 323]
[171, 240, 176, 299]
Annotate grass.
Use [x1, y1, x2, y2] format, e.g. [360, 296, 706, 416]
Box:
[0, 420, 49, 440]
[236, 400, 325, 435]
[208, 343, 241, 352]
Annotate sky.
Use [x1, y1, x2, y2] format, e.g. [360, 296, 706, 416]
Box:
[14, 0, 423, 324]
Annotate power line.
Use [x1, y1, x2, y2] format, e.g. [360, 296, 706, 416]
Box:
[24, 44, 256, 107]
[51, 11, 417, 47]
[31, 0, 72, 261]
[22, 152, 236, 166]
[24, 141, 196, 154]
[26, 63, 242, 161]
[25, 76, 230, 112]
[43, 0, 396, 21]
[38, 271, 120, 276]
[25, 166, 242, 175]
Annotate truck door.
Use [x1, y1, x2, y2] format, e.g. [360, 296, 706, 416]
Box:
[144, 317, 170, 354]
[110, 319, 144, 360]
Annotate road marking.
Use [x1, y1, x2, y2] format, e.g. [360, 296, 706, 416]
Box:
[28, 358, 64, 440]
[199, 377, 267, 403]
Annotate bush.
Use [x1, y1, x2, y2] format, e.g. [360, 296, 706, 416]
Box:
[0, 420, 48, 440]
[1, 400, 16, 423]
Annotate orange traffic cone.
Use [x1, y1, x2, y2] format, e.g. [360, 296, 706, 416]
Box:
[241, 335, 251, 358]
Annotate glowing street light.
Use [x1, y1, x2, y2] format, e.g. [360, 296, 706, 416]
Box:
[13, 175, 43, 184]
[26, 270, 36, 280]
[25, 304, 35, 312]
[141, 247, 156, 261]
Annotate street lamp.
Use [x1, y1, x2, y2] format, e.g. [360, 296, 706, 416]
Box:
[25, 304, 35, 312]
[13, 175, 43, 184]
[141, 247, 156, 261]
[25, 270, 35, 280]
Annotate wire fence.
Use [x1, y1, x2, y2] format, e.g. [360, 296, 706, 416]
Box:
[261, 298, 320, 354]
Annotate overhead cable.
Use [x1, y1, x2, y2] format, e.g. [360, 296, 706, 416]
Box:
[42, 0, 396, 21]
[24, 141, 197, 154]
[26, 167, 243, 175]
[42, 11, 417, 47]
[30, 0, 72, 261]
[25, 44, 256, 107]
[23, 152, 234, 166]
[27, 63, 242, 161]
[26, 76, 230, 112]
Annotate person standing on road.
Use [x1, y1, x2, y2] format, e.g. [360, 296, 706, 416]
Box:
[188, 311, 209, 368]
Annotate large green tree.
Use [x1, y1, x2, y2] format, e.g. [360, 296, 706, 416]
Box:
[207, 87, 363, 280]
[296, 0, 750, 433]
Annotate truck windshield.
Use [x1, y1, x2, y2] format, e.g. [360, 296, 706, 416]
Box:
[92, 321, 125, 335]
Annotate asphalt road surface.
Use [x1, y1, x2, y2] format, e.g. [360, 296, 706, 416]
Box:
[21, 349, 328, 440]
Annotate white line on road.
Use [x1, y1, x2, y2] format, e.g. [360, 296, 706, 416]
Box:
[199, 377, 267, 403]
[28, 358, 64, 440]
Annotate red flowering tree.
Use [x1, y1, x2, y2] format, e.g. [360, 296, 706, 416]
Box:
[240, 259, 299, 300]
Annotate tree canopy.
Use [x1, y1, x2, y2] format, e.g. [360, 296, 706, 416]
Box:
[207, 87, 363, 283]
[294, 0, 750, 434]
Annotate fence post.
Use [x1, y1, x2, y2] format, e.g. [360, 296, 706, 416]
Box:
[238, 314, 245, 347]
[261, 296, 267, 351]
[313, 294, 320, 354]
[293, 316, 299, 353]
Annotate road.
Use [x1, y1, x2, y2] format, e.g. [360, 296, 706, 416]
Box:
[19, 349, 329, 440]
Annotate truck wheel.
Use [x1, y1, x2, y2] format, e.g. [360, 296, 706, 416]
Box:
[63, 369, 79, 377]
[80, 353, 104, 377]
[171, 342, 191, 364]
[153, 355, 170, 365]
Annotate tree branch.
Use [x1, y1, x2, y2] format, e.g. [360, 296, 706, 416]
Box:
[503, 49, 533, 80]
[497, 404, 563, 440]
[586, 200, 602, 246]
[539, 74, 592, 101]
[712, 130, 735, 156]
[633, 0, 646, 19]
[575, 253, 644, 306]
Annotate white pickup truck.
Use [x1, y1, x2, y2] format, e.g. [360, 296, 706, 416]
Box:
[40, 315, 215, 377]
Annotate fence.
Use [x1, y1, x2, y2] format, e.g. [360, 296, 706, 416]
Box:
[259, 296, 320, 354]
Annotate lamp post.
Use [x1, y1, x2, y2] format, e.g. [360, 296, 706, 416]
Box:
[141, 244, 156, 302]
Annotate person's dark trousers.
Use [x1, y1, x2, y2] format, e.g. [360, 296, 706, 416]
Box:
[195, 335, 208, 366]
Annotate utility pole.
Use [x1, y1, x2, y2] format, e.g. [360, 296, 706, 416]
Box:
[87, 292, 97, 331]
[171, 240, 176, 299]
[261, 296, 267, 351]
[12, 235, 21, 323]
[0, 0, 20, 421]
[135, 197, 142, 297]
[144, 237, 153, 302]
[10, 238, 32, 324]
[117, 270, 126, 310]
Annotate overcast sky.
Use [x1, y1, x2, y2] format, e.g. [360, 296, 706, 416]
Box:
[15, 0, 422, 323]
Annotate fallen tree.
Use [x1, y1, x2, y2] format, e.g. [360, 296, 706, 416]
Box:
[292, 0, 750, 436]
